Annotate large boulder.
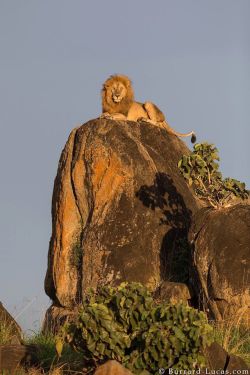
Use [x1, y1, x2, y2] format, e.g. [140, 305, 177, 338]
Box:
[189, 204, 250, 324]
[44, 119, 200, 309]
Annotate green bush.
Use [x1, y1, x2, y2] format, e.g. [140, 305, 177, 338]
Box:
[178, 143, 249, 209]
[57, 283, 212, 373]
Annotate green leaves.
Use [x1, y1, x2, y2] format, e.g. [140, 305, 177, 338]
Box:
[178, 142, 249, 209]
[59, 283, 213, 373]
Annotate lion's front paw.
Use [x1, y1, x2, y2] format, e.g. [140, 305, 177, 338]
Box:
[138, 117, 149, 122]
[99, 113, 127, 120]
[99, 112, 112, 119]
[138, 117, 156, 125]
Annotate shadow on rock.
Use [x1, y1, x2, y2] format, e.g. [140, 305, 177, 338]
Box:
[136, 172, 192, 283]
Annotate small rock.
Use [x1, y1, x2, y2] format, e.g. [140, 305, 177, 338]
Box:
[155, 281, 192, 304]
[204, 342, 228, 370]
[0, 344, 37, 373]
[227, 354, 250, 371]
[94, 360, 134, 375]
[204, 342, 249, 371]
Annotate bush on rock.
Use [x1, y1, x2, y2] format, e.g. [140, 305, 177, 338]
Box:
[178, 143, 249, 209]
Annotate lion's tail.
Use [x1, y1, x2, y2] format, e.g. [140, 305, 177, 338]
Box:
[163, 122, 196, 143]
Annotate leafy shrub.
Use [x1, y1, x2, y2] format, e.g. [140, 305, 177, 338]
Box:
[57, 283, 212, 374]
[178, 143, 249, 209]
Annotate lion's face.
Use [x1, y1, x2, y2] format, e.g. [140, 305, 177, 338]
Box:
[109, 81, 127, 103]
[102, 75, 134, 115]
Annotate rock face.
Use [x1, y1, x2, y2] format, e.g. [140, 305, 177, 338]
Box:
[190, 204, 250, 324]
[45, 119, 200, 308]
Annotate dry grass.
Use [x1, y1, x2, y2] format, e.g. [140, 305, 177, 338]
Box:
[0, 317, 19, 344]
[211, 311, 250, 366]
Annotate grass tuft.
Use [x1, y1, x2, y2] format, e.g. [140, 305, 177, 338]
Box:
[0, 318, 19, 344]
[211, 318, 250, 366]
[25, 331, 85, 372]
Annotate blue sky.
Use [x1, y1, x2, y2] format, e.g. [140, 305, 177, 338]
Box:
[0, 1, 249, 332]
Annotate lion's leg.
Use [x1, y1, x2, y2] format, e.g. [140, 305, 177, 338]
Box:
[126, 102, 148, 121]
[143, 102, 165, 122]
[137, 117, 156, 125]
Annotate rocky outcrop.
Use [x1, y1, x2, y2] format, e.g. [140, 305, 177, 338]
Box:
[44, 117, 250, 333]
[189, 204, 250, 325]
[45, 119, 200, 309]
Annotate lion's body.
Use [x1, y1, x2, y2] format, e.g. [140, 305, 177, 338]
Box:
[101, 75, 196, 142]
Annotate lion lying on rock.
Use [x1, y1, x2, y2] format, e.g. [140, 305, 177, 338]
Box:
[101, 74, 196, 143]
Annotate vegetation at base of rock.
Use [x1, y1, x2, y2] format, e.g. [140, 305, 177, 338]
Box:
[25, 332, 84, 370]
[57, 282, 213, 374]
[26, 332, 57, 368]
[178, 143, 249, 209]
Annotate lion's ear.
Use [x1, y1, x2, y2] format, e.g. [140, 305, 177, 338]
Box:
[126, 79, 132, 87]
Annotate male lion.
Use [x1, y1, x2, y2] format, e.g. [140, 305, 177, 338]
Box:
[101, 74, 196, 143]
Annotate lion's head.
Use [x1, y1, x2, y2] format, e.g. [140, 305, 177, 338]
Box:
[102, 74, 134, 116]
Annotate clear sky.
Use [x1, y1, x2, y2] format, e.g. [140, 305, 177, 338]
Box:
[0, 1, 249, 332]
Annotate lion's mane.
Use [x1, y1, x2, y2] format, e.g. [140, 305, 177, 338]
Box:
[101, 74, 135, 116]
